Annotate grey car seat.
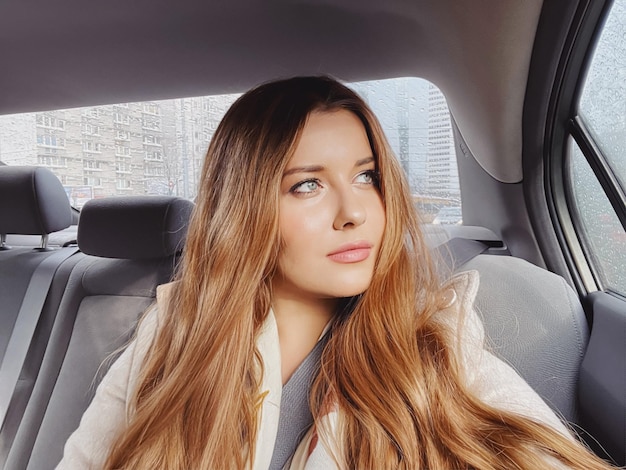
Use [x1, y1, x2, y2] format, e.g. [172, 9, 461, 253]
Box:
[0, 167, 82, 461]
[3, 196, 194, 470]
[0, 166, 76, 365]
[429, 226, 589, 425]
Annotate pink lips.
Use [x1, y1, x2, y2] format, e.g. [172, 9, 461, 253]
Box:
[327, 241, 373, 263]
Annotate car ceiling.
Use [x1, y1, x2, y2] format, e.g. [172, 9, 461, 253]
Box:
[0, 0, 545, 183]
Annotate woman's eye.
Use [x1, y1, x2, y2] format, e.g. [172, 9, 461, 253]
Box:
[291, 179, 321, 194]
[354, 170, 378, 185]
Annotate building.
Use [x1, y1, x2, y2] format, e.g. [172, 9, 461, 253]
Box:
[351, 78, 430, 197]
[0, 95, 238, 206]
[0, 79, 459, 209]
[427, 84, 460, 202]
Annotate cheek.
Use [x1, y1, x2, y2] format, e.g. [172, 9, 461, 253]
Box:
[278, 203, 330, 253]
[370, 196, 386, 241]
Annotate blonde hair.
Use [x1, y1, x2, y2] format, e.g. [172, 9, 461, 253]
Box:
[104, 76, 614, 469]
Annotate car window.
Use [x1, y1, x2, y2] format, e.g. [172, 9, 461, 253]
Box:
[578, 0, 626, 184]
[569, 139, 626, 293]
[349, 80, 460, 222]
[432, 206, 463, 225]
[567, 0, 626, 295]
[0, 78, 460, 217]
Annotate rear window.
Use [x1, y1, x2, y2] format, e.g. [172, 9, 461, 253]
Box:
[0, 78, 459, 219]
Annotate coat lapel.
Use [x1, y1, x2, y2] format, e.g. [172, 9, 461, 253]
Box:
[253, 309, 283, 470]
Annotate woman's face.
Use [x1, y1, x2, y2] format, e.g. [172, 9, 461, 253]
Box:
[273, 109, 385, 304]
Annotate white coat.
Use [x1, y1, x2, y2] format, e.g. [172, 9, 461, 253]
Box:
[57, 271, 570, 469]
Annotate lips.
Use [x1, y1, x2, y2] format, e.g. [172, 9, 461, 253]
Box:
[327, 241, 373, 263]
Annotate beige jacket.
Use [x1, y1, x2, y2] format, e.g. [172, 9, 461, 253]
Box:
[57, 271, 570, 469]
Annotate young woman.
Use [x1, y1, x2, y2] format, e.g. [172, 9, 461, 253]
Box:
[58, 76, 616, 469]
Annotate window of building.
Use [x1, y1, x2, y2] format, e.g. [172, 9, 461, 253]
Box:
[83, 123, 100, 135]
[82, 108, 100, 118]
[116, 178, 132, 190]
[116, 160, 132, 173]
[114, 112, 130, 125]
[143, 135, 162, 146]
[37, 134, 65, 148]
[37, 155, 67, 167]
[37, 115, 65, 130]
[115, 145, 131, 156]
[142, 103, 160, 115]
[116, 130, 130, 141]
[142, 118, 161, 131]
[83, 176, 102, 187]
[83, 141, 102, 153]
[144, 165, 165, 177]
[145, 150, 163, 161]
[83, 160, 103, 170]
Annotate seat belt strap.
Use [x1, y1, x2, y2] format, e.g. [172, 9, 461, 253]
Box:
[0, 246, 80, 428]
[436, 237, 490, 270]
[268, 238, 489, 466]
[269, 334, 328, 470]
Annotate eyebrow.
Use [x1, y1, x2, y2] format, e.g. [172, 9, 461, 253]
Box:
[282, 156, 375, 178]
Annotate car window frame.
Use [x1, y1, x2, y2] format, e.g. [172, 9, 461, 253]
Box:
[545, 0, 619, 297]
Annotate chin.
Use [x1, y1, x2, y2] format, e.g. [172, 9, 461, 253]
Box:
[325, 277, 373, 299]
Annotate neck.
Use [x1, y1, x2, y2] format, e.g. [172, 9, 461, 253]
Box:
[271, 291, 337, 384]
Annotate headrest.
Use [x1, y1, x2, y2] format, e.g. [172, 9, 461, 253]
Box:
[0, 166, 73, 235]
[78, 196, 194, 259]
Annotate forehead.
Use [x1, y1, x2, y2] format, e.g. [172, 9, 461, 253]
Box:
[288, 110, 373, 165]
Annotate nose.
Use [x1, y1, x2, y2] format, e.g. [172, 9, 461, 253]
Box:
[333, 187, 366, 230]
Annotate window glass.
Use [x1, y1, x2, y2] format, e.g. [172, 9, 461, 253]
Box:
[579, 0, 626, 188]
[0, 78, 459, 218]
[569, 139, 626, 294]
[350, 80, 460, 223]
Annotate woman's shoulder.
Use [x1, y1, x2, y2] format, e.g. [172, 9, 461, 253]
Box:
[435, 270, 481, 333]
[129, 280, 176, 349]
[126, 281, 177, 372]
[432, 270, 486, 380]
[441, 270, 480, 307]
[135, 281, 177, 337]
[155, 280, 177, 310]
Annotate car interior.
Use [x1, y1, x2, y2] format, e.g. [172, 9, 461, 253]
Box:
[0, 0, 625, 468]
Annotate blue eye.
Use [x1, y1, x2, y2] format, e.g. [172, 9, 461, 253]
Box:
[291, 179, 321, 194]
[354, 170, 378, 185]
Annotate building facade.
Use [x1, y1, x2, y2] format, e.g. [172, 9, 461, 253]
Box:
[0, 78, 459, 211]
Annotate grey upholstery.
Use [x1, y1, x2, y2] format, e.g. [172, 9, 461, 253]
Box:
[78, 196, 194, 259]
[0, 254, 83, 465]
[427, 225, 589, 424]
[0, 166, 76, 364]
[0, 168, 81, 466]
[0, 251, 61, 361]
[461, 254, 589, 423]
[0, 167, 72, 236]
[7, 257, 172, 470]
[3, 196, 193, 470]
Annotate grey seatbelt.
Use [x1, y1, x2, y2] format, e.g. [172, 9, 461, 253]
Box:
[269, 239, 491, 468]
[0, 246, 80, 428]
[269, 335, 328, 470]
[436, 237, 490, 270]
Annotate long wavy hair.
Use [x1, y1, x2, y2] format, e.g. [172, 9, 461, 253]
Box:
[104, 76, 614, 469]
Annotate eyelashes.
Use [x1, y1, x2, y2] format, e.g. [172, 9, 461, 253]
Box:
[288, 170, 380, 196]
[355, 169, 379, 185]
[290, 178, 322, 194]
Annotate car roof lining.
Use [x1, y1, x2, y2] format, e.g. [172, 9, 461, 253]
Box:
[0, 0, 544, 183]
